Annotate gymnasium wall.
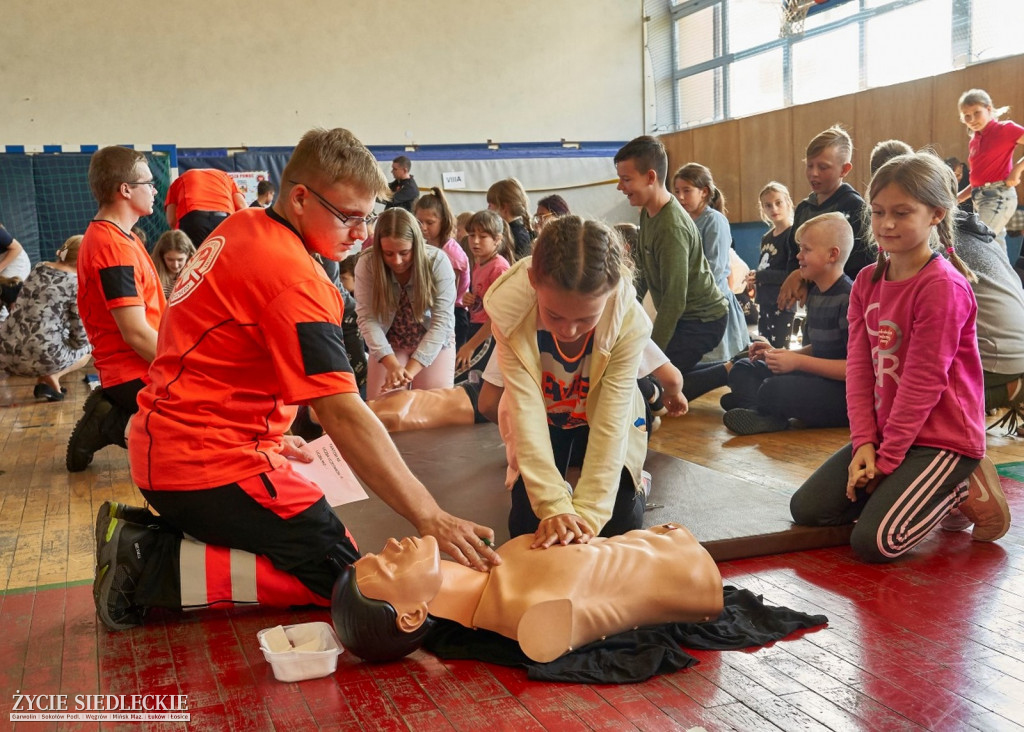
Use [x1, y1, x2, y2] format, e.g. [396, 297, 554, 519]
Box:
[660, 55, 1024, 225]
[0, 1, 644, 148]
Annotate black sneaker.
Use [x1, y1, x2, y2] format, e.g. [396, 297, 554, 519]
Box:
[723, 408, 790, 435]
[95, 501, 163, 557]
[94, 517, 152, 631]
[34, 383, 66, 402]
[66, 389, 114, 472]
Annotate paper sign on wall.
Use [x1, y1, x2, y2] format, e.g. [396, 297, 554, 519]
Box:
[442, 171, 466, 189]
[228, 170, 270, 206]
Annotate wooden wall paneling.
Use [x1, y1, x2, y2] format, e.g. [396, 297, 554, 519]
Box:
[790, 94, 857, 201]
[691, 120, 742, 221]
[853, 77, 935, 190]
[931, 67, 972, 159]
[660, 55, 1023, 222]
[661, 129, 695, 187]
[738, 109, 794, 222]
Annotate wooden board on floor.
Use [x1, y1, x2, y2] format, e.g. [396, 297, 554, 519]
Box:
[334, 422, 852, 562]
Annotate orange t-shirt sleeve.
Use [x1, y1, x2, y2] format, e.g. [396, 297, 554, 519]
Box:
[91, 237, 151, 312]
[259, 279, 358, 404]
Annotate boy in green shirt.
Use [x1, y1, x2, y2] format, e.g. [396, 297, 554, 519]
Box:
[614, 136, 728, 379]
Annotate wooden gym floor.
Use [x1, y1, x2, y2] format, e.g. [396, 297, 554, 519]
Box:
[1, 368, 1023, 730]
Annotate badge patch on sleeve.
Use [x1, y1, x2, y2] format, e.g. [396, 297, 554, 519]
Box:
[296, 322, 353, 376]
[99, 265, 137, 300]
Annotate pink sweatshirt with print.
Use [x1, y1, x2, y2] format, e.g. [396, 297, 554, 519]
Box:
[846, 256, 985, 475]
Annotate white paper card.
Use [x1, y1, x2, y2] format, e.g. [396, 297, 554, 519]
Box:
[291, 435, 368, 507]
[442, 171, 466, 189]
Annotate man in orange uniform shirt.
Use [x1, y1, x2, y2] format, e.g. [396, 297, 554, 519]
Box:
[93, 128, 500, 631]
[164, 167, 246, 246]
[68, 146, 165, 472]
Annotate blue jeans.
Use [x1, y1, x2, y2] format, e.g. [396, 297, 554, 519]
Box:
[973, 184, 1018, 251]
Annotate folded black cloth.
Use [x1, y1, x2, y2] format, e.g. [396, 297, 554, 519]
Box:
[423, 585, 828, 684]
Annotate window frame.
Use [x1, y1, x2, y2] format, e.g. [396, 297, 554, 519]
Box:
[668, 0, 981, 131]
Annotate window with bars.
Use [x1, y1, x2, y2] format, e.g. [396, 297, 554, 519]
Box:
[664, 0, 1018, 131]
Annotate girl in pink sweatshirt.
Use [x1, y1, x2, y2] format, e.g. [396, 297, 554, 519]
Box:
[791, 152, 1009, 562]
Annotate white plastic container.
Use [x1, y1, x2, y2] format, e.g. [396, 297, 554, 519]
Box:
[257, 622, 343, 682]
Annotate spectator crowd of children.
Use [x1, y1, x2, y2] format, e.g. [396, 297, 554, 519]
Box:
[1, 85, 1020, 634]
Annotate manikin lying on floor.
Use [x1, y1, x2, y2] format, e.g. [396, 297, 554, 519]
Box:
[332, 523, 723, 663]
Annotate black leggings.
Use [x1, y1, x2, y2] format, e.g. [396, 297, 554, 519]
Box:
[508, 423, 644, 539]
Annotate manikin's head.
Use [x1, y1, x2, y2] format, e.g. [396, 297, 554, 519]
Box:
[332, 536, 443, 662]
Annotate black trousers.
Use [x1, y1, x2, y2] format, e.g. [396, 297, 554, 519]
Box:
[664, 314, 728, 374]
[99, 378, 145, 447]
[140, 477, 359, 605]
[728, 359, 848, 427]
[508, 423, 644, 539]
[178, 210, 229, 247]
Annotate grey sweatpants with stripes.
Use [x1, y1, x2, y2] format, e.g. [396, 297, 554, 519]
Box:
[790, 443, 979, 563]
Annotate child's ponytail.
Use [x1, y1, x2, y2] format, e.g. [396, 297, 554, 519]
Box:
[499, 218, 516, 265]
[413, 187, 455, 244]
[870, 248, 888, 284]
[939, 222, 977, 284]
[673, 163, 727, 216]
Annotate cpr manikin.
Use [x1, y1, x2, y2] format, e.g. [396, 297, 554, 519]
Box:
[332, 524, 723, 663]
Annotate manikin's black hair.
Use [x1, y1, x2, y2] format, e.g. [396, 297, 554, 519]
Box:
[331, 566, 432, 663]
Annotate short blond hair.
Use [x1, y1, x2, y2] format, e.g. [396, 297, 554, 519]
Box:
[795, 212, 853, 268]
[806, 125, 852, 164]
[281, 128, 389, 201]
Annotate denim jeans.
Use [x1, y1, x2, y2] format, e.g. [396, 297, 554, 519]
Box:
[973, 183, 1018, 252]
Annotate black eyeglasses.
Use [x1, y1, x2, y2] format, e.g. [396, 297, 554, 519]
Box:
[289, 180, 378, 228]
[125, 180, 157, 188]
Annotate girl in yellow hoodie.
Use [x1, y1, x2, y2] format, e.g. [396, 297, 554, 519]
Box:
[484, 216, 653, 549]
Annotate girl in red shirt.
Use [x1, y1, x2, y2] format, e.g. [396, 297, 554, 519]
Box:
[957, 88, 1024, 249]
